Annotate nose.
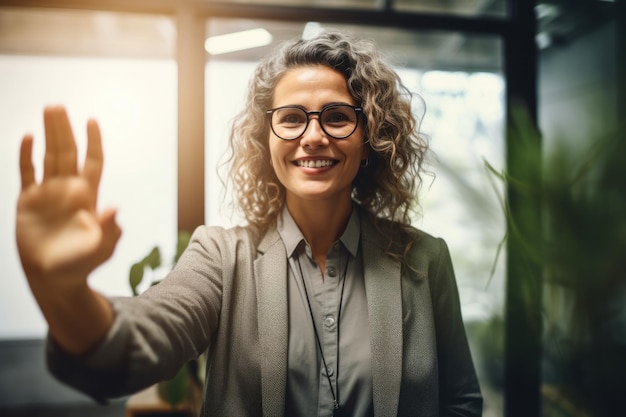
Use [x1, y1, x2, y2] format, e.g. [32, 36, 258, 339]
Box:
[300, 116, 329, 148]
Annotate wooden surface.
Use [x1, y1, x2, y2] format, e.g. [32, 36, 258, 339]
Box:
[125, 385, 193, 417]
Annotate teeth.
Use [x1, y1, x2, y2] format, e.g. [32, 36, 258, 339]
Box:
[297, 160, 335, 168]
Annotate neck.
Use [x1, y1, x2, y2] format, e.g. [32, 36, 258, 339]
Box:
[286, 196, 353, 266]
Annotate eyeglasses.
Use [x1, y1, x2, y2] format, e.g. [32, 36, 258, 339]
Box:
[266, 104, 364, 141]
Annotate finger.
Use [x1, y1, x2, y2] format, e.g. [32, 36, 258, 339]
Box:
[19, 135, 36, 190]
[100, 208, 121, 239]
[43, 105, 78, 179]
[43, 107, 58, 179]
[96, 208, 122, 264]
[83, 119, 103, 194]
[53, 106, 79, 176]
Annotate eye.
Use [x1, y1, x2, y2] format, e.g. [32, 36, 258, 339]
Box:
[275, 108, 306, 126]
[322, 107, 355, 126]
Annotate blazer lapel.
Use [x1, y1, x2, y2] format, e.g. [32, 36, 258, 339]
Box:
[254, 229, 289, 417]
[360, 213, 403, 417]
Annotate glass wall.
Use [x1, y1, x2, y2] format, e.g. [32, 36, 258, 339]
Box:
[0, 8, 177, 338]
[204, 18, 505, 416]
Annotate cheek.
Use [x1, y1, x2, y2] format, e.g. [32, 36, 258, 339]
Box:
[343, 146, 366, 180]
[268, 136, 279, 160]
[268, 138, 291, 172]
[348, 141, 367, 164]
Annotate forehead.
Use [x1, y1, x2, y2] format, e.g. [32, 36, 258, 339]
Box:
[272, 65, 354, 107]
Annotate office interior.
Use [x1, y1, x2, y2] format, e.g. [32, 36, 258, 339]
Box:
[0, 1, 623, 416]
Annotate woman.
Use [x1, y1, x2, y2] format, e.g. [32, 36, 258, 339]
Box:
[16, 30, 482, 416]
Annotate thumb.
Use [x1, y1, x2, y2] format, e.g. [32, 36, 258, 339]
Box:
[96, 208, 122, 263]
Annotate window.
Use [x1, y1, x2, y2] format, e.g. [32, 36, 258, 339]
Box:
[0, 8, 177, 338]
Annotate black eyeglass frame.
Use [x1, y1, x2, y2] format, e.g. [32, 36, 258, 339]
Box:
[265, 104, 365, 141]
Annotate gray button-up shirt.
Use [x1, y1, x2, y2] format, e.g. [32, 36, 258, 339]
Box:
[278, 207, 374, 417]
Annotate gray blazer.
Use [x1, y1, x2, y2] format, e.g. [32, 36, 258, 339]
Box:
[48, 208, 482, 416]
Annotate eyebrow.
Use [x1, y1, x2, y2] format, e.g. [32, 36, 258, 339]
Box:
[274, 101, 357, 110]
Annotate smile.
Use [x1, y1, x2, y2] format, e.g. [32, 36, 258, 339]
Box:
[295, 159, 337, 168]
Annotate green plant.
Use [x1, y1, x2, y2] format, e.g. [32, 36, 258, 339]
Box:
[487, 105, 626, 416]
[129, 231, 191, 296]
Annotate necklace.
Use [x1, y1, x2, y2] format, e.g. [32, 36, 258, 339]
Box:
[295, 252, 350, 417]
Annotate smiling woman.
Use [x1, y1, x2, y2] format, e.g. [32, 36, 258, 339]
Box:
[14, 29, 482, 417]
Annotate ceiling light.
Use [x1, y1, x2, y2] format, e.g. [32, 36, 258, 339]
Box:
[205, 28, 273, 55]
[303, 22, 322, 40]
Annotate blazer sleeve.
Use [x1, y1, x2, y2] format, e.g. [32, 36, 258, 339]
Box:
[430, 238, 483, 417]
[46, 225, 238, 402]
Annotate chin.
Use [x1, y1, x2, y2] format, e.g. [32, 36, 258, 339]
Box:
[295, 188, 351, 203]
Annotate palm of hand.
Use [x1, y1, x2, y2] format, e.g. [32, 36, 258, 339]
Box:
[16, 106, 120, 282]
[17, 177, 104, 278]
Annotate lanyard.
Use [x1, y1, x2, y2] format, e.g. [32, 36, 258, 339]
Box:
[295, 252, 350, 417]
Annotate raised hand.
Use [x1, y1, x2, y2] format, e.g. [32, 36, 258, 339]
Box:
[16, 105, 119, 354]
[16, 105, 121, 282]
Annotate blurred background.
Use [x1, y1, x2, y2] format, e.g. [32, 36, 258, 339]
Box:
[0, 1, 623, 416]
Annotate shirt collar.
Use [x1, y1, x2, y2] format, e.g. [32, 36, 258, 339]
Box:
[277, 204, 360, 258]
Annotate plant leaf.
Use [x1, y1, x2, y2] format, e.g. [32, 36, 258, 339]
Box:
[144, 247, 161, 270]
[129, 262, 144, 297]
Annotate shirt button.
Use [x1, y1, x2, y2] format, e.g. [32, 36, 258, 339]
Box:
[327, 367, 334, 377]
[324, 316, 336, 327]
[327, 266, 337, 277]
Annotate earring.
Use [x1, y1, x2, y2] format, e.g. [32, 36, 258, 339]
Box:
[360, 157, 369, 168]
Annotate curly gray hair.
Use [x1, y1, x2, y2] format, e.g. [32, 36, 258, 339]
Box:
[225, 29, 429, 254]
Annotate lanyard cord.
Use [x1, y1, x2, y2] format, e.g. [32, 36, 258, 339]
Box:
[295, 252, 350, 412]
